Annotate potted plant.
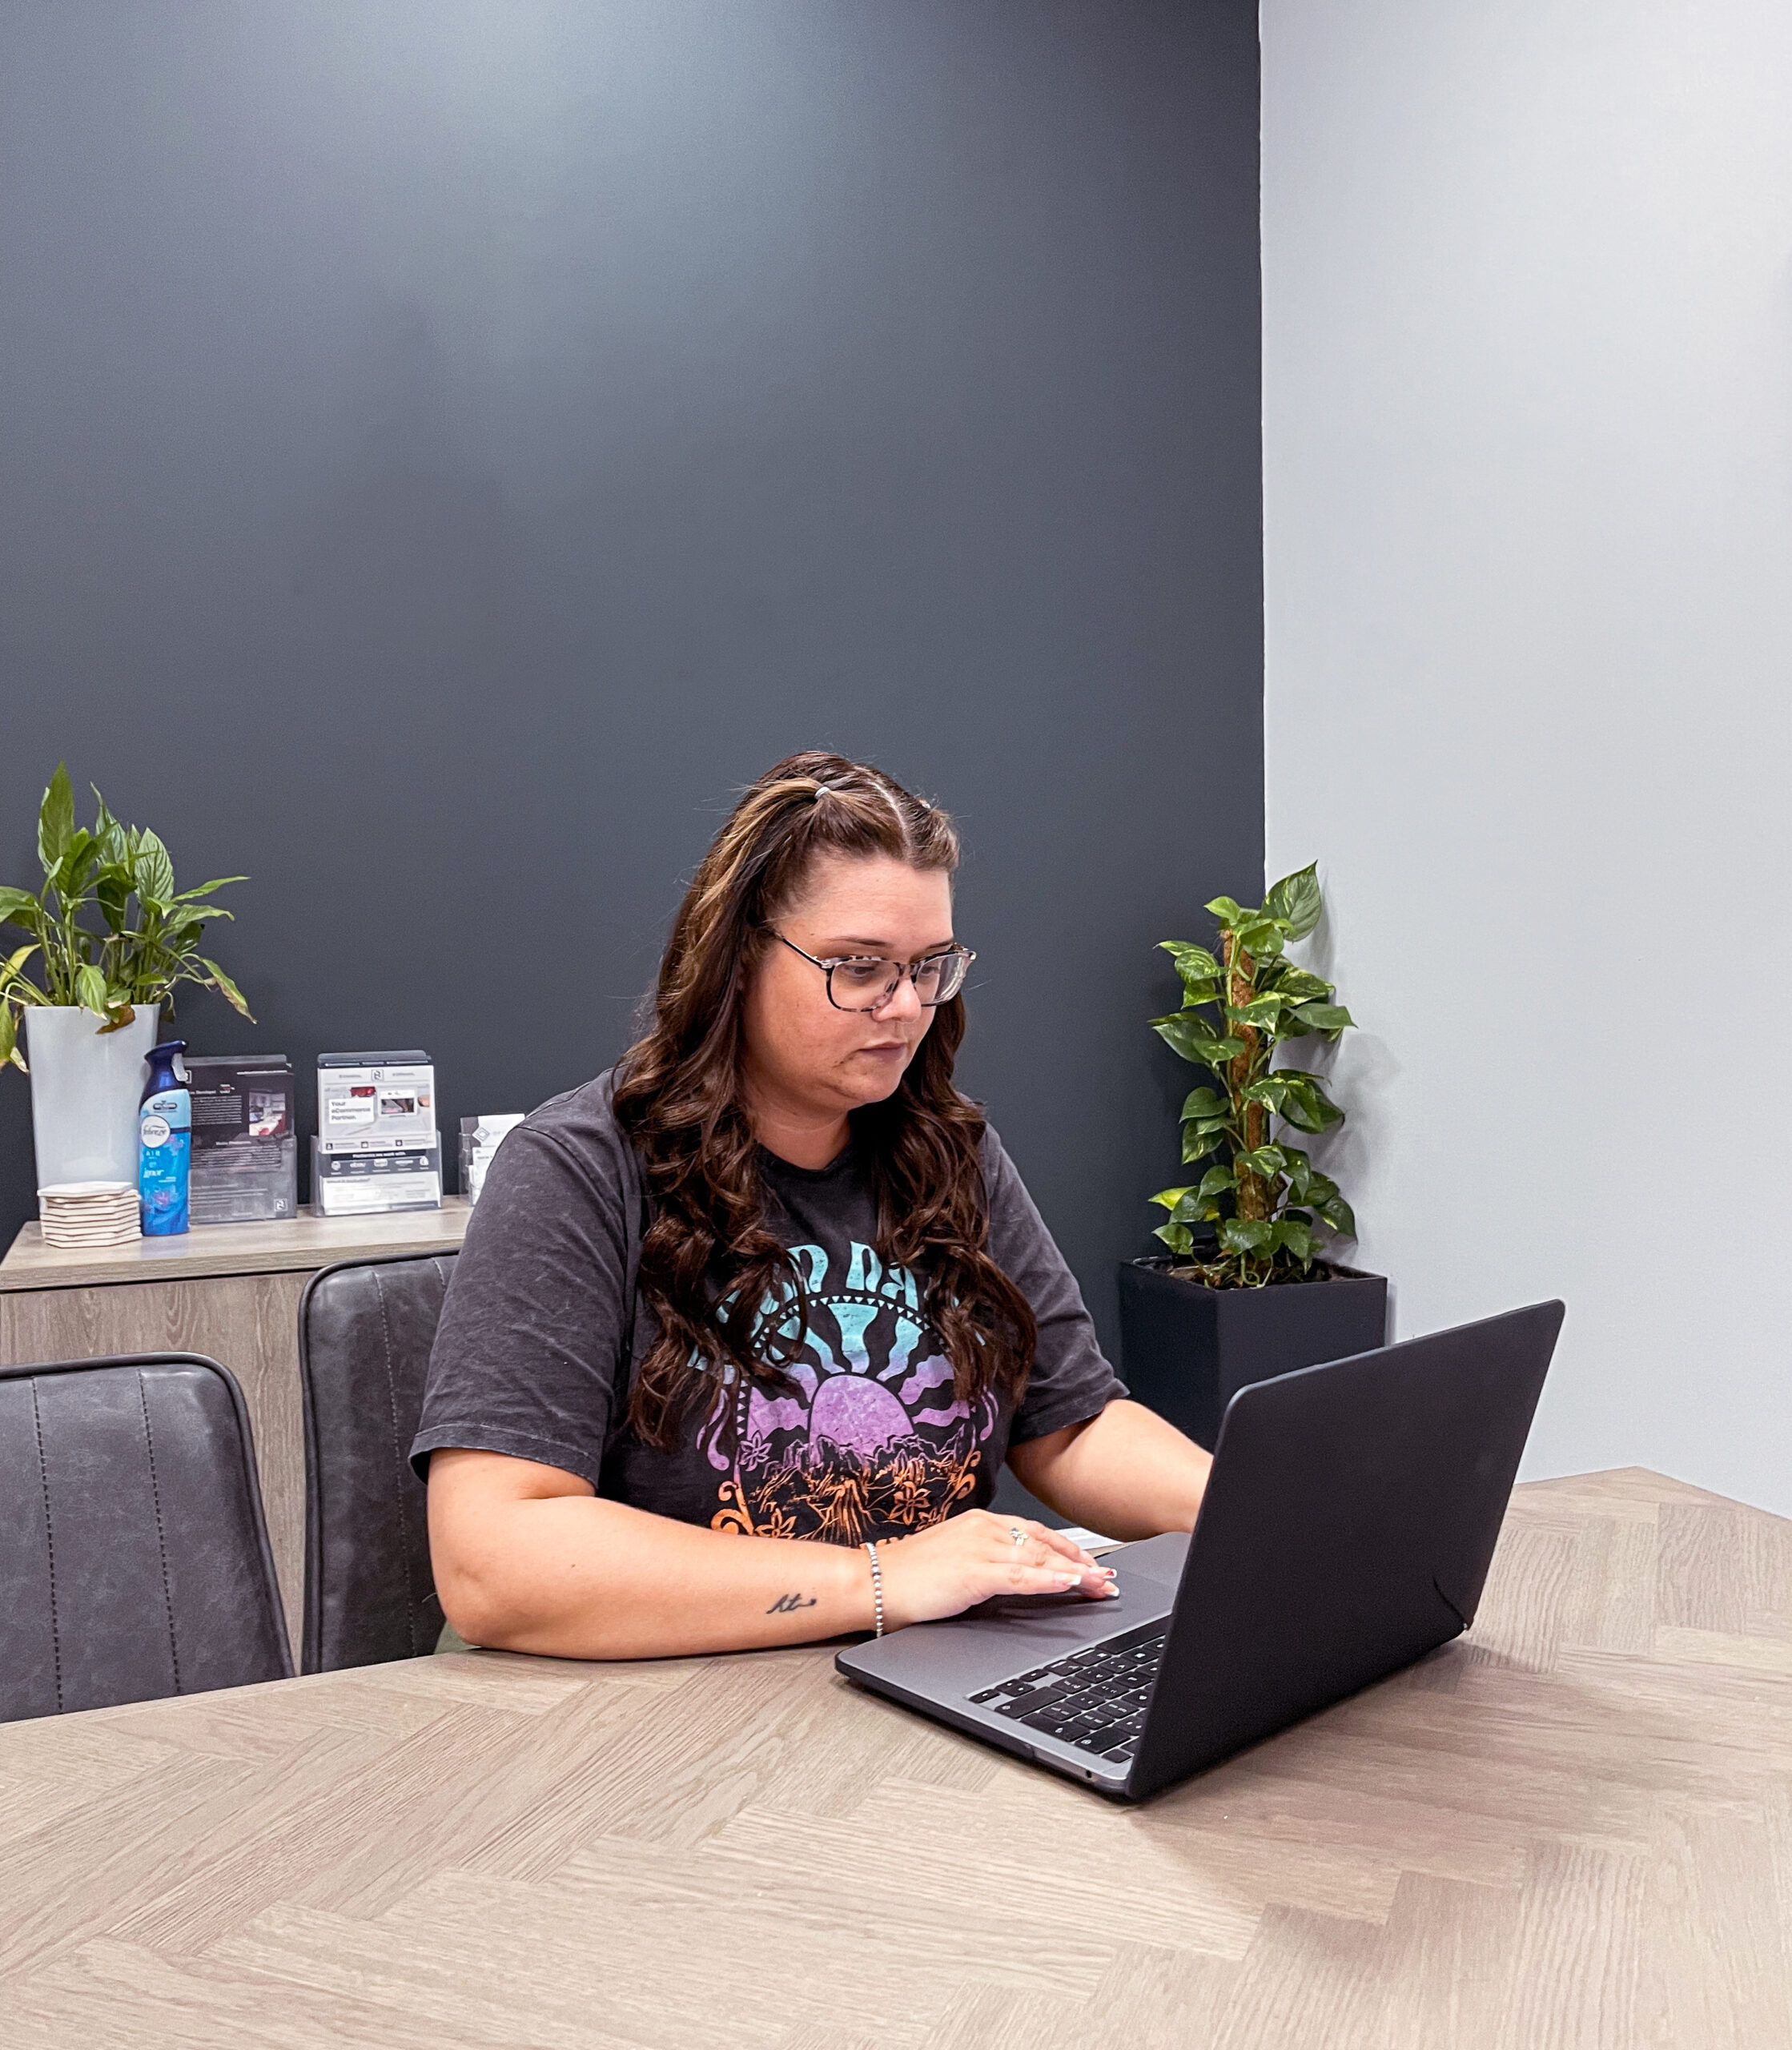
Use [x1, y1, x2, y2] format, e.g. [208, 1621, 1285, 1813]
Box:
[1, 766, 251, 1189]
[1117, 862, 1387, 1446]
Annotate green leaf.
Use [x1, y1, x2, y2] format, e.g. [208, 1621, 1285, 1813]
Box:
[200, 959, 253, 1019]
[1218, 1218, 1273, 1255]
[1294, 1002, 1354, 1033]
[1317, 1195, 1357, 1236]
[172, 875, 248, 902]
[1264, 861, 1323, 939]
[1180, 1124, 1227, 1164]
[1148, 1184, 1196, 1213]
[94, 875, 131, 932]
[91, 790, 127, 867]
[0, 1003, 13, 1068]
[1282, 1148, 1313, 1199]
[37, 764, 75, 872]
[1273, 1216, 1314, 1262]
[1276, 1071, 1344, 1133]
[134, 830, 175, 908]
[1203, 895, 1246, 926]
[1195, 1166, 1235, 1201]
[1236, 1145, 1288, 1180]
[1175, 979, 1222, 1007]
[1179, 1086, 1230, 1121]
[1153, 1222, 1195, 1256]
[49, 830, 99, 911]
[1226, 995, 1287, 1029]
[1151, 1013, 1245, 1067]
[1238, 1074, 1291, 1111]
[1232, 917, 1286, 960]
[74, 963, 108, 1017]
[1267, 966, 1332, 1003]
[0, 940, 42, 995]
[0, 886, 43, 931]
[1158, 940, 1221, 979]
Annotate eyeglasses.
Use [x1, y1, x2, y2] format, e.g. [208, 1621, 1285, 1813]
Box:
[768, 931, 976, 1012]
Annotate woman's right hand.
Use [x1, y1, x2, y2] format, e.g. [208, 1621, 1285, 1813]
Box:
[874, 1509, 1119, 1630]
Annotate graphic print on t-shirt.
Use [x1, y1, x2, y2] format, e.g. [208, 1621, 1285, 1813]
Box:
[701, 1240, 996, 1546]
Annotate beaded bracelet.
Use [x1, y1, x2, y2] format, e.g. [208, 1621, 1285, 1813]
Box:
[863, 1539, 885, 1637]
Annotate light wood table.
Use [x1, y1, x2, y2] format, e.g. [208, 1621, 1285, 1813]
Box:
[2, 1468, 1787, 2048]
[0, 1201, 470, 1661]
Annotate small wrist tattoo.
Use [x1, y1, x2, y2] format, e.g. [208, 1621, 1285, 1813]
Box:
[765, 1591, 818, 1614]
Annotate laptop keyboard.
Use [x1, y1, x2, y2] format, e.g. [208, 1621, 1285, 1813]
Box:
[966, 1620, 1167, 1764]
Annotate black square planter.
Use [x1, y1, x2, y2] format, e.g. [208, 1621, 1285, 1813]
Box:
[1116, 1258, 1389, 1450]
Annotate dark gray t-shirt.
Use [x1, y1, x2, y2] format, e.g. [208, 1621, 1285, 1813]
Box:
[411, 1071, 1124, 1546]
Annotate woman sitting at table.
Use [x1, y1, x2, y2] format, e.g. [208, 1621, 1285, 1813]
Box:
[416, 752, 1211, 1658]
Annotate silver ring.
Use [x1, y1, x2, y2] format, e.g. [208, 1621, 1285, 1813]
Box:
[1009, 1525, 1027, 1546]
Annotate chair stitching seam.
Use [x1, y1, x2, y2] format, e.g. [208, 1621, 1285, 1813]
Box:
[428, 1255, 448, 1615]
[29, 1377, 64, 1713]
[137, 1372, 183, 1694]
[371, 1270, 420, 1655]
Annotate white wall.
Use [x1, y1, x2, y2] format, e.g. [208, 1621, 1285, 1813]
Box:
[1262, 0, 1792, 1513]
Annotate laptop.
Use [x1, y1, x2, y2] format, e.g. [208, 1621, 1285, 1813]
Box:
[836, 1299, 1565, 1801]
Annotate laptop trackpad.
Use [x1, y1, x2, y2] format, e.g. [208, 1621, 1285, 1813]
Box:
[840, 1530, 1188, 1694]
[966, 1529, 1187, 1615]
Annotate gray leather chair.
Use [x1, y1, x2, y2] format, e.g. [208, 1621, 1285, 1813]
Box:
[299, 1252, 455, 1673]
[0, 1353, 292, 1722]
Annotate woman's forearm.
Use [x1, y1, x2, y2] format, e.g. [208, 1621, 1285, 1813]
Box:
[434, 1484, 876, 1659]
[1007, 1399, 1211, 1542]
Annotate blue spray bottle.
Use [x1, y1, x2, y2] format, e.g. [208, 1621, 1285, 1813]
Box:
[139, 1039, 191, 1236]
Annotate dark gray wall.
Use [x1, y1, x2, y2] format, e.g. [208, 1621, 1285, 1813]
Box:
[0, 0, 1263, 1361]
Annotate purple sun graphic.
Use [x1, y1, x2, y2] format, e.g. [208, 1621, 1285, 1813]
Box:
[809, 1373, 911, 1459]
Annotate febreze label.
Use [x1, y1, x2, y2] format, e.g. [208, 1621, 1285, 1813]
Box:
[139, 1086, 191, 1236]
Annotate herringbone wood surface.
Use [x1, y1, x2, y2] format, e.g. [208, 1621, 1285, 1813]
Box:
[2, 1469, 1788, 2048]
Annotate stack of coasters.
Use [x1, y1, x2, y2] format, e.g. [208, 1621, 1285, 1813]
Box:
[188, 1055, 297, 1224]
[313, 1051, 441, 1216]
[38, 1180, 141, 1248]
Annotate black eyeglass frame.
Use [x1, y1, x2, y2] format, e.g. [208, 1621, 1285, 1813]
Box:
[767, 931, 976, 1012]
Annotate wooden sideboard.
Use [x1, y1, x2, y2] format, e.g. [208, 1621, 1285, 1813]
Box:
[0, 1201, 471, 1662]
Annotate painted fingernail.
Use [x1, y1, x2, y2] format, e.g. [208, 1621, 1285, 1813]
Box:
[1101, 1567, 1117, 1578]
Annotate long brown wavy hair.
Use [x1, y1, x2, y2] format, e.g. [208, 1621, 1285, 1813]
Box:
[613, 750, 1038, 1451]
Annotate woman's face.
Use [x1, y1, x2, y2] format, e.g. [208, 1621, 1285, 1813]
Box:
[741, 851, 955, 1128]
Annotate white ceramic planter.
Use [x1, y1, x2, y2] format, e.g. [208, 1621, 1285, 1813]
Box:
[25, 1003, 160, 1192]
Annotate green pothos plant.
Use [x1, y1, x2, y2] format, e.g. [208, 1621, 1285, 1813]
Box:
[1147, 862, 1356, 1288]
[0, 764, 251, 1073]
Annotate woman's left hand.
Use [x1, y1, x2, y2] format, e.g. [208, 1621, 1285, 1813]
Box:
[874, 1508, 1119, 1630]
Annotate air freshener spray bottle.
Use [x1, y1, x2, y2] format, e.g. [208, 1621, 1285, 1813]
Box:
[139, 1039, 191, 1236]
